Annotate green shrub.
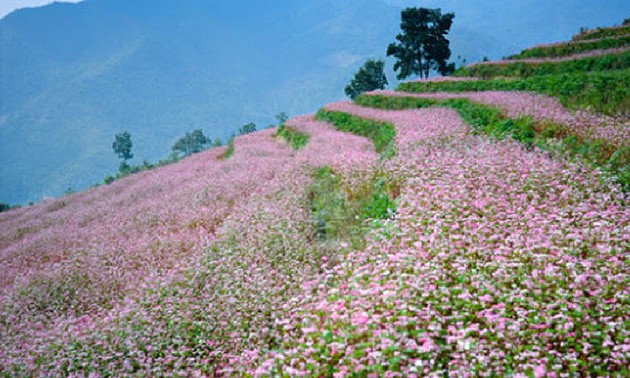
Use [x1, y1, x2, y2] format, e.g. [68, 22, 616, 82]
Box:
[103, 175, 115, 185]
[0, 202, 22, 212]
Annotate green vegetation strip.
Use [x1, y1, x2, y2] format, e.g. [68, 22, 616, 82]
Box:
[315, 109, 396, 158]
[222, 139, 235, 159]
[399, 69, 630, 115]
[102, 156, 182, 185]
[310, 110, 400, 249]
[510, 35, 630, 59]
[573, 24, 630, 41]
[275, 124, 310, 150]
[456, 51, 630, 79]
[356, 94, 629, 191]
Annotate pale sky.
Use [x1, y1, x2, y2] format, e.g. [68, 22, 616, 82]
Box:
[1, 0, 83, 19]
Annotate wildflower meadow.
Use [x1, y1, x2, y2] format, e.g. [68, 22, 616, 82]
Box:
[1, 18, 628, 378]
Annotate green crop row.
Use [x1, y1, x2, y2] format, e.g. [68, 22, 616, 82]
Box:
[315, 109, 396, 158]
[456, 51, 630, 78]
[510, 35, 630, 59]
[400, 69, 630, 115]
[572, 24, 630, 41]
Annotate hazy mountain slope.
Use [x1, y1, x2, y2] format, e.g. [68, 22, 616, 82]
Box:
[1, 0, 628, 205]
[1, 0, 397, 204]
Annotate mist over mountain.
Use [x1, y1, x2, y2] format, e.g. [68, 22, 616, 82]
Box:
[1, 0, 628, 204]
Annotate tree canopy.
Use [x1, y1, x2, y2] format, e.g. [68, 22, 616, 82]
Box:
[112, 131, 133, 161]
[344, 59, 388, 100]
[238, 122, 257, 135]
[172, 129, 210, 157]
[387, 7, 455, 80]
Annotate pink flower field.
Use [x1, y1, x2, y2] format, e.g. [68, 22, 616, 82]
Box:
[1, 55, 629, 376]
[0, 115, 379, 376]
[256, 104, 630, 377]
[1, 96, 629, 375]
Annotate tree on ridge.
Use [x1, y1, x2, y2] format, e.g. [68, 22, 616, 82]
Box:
[172, 129, 210, 157]
[344, 59, 388, 100]
[112, 131, 133, 161]
[387, 7, 455, 80]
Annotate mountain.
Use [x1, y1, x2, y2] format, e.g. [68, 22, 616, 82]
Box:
[1, 0, 628, 205]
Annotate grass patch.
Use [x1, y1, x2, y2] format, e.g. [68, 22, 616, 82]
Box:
[309, 166, 398, 250]
[509, 35, 630, 59]
[399, 69, 630, 115]
[356, 94, 629, 191]
[275, 124, 310, 150]
[456, 51, 630, 79]
[315, 109, 396, 158]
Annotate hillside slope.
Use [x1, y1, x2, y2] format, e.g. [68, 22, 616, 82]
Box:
[2, 0, 629, 205]
[1, 20, 629, 377]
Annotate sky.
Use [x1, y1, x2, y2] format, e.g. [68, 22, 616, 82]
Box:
[0, 0, 82, 19]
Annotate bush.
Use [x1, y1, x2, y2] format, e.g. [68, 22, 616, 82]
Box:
[0, 202, 20, 212]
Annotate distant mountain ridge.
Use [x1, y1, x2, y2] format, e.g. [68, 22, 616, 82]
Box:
[1, 0, 628, 204]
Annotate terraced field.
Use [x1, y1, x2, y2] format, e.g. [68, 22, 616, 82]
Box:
[1, 23, 628, 377]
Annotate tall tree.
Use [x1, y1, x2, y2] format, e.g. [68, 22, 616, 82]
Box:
[112, 131, 133, 161]
[387, 7, 455, 80]
[344, 59, 388, 100]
